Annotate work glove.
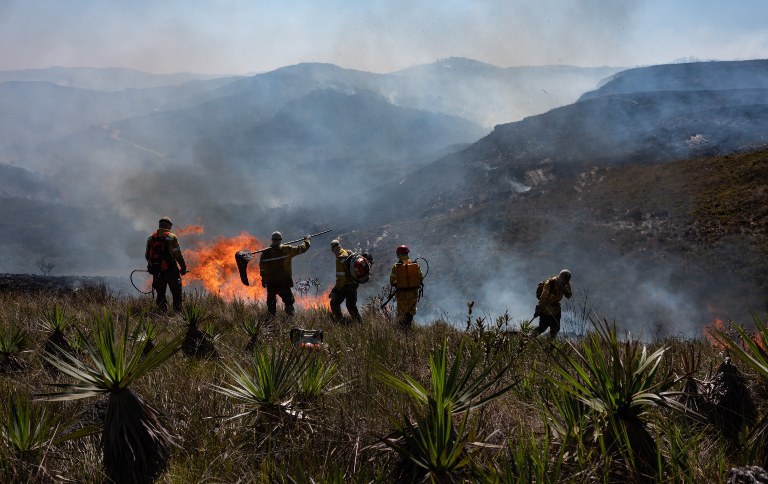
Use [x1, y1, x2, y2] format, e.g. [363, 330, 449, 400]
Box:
[179, 267, 187, 276]
[329, 287, 339, 299]
[304, 235, 311, 242]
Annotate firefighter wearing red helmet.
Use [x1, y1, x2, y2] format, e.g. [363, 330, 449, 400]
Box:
[389, 245, 423, 329]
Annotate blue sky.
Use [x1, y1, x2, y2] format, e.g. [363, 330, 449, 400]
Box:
[1, 0, 767, 74]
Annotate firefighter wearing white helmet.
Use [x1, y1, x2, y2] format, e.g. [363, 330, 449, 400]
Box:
[533, 269, 573, 338]
[259, 231, 311, 317]
[329, 240, 363, 323]
[389, 245, 423, 329]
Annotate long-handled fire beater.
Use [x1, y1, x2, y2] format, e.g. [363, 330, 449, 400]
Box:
[234, 229, 332, 286]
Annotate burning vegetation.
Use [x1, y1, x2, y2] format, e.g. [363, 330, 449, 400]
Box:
[184, 230, 329, 308]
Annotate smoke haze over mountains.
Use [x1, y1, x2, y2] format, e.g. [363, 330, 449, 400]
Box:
[1, 54, 767, 336]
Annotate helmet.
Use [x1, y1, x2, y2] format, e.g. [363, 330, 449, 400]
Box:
[558, 269, 572, 282]
[330, 239, 340, 248]
[159, 216, 172, 228]
[396, 245, 409, 256]
[271, 231, 283, 242]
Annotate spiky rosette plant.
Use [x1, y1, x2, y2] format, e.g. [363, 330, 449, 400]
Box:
[0, 394, 60, 481]
[371, 338, 517, 482]
[0, 324, 27, 373]
[131, 322, 159, 358]
[677, 342, 709, 417]
[242, 316, 265, 355]
[37, 311, 183, 484]
[545, 319, 687, 478]
[39, 304, 74, 369]
[713, 315, 768, 463]
[180, 304, 217, 358]
[213, 345, 314, 420]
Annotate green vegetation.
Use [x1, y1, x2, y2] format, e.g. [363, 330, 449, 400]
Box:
[0, 288, 767, 481]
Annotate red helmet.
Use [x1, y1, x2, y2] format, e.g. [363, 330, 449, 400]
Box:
[396, 245, 409, 256]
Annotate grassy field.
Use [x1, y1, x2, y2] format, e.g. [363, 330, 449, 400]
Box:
[0, 285, 766, 483]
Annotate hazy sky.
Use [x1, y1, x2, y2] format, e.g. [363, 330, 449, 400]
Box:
[1, 0, 767, 74]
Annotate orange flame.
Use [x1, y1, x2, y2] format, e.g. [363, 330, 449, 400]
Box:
[184, 231, 330, 308]
[704, 317, 727, 349]
[177, 224, 205, 236]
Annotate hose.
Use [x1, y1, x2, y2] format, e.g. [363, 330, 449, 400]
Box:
[130, 269, 155, 295]
[414, 257, 430, 279]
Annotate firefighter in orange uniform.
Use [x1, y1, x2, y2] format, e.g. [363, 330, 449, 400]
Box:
[389, 245, 423, 329]
[145, 216, 187, 312]
[259, 231, 311, 317]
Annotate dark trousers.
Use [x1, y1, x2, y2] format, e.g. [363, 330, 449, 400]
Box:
[266, 286, 295, 316]
[153, 271, 182, 311]
[534, 306, 561, 337]
[330, 284, 362, 322]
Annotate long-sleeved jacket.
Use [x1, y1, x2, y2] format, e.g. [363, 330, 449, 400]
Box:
[334, 247, 354, 290]
[145, 228, 186, 273]
[259, 239, 310, 288]
[538, 276, 572, 316]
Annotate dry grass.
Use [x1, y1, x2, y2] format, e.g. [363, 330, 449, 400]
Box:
[0, 287, 764, 482]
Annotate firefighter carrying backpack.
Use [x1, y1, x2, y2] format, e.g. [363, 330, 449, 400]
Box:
[344, 252, 372, 284]
[394, 261, 422, 289]
[536, 279, 554, 299]
[147, 232, 172, 275]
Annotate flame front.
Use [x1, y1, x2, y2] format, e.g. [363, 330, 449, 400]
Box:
[184, 231, 330, 308]
[177, 224, 205, 236]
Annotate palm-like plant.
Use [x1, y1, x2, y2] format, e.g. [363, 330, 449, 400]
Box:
[713, 314, 768, 465]
[298, 355, 342, 402]
[377, 338, 517, 414]
[242, 316, 265, 354]
[545, 319, 686, 477]
[180, 304, 217, 358]
[0, 324, 27, 373]
[372, 338, 517, 481]
[39, 304, 74, 368]
[0, 394, 58, 460]
[37, 311, 182, 484]
[213, 345, 313, 419]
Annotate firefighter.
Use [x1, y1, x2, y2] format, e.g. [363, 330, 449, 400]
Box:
[329, 240, 363, 323]
[389, 245, 423, 329]
[533, 269, 573, 338]
[259, 231, 311, 317]
[145, 216, 187, 312]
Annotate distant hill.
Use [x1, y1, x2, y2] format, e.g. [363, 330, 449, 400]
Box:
[334, 148, 768, 334]
[579, 59, 768, 100]
[0, 66, 226, 91]
[0, 77, 241, 150]
[368, 80, 768, 220]
[392, 57, 622, 126]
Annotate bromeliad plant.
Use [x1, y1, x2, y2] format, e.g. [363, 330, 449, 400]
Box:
[713, 313, 768, 467]
[37, 311, 183, 484]
[39, 304, 74, 369]
[0, 394, 58, 467]
[545, 319, 686, 478]
[0, 324, 27, 373]
[213, 345, 314, 419]
[372, 338, 517, 482]
[180, 303, 218, 358]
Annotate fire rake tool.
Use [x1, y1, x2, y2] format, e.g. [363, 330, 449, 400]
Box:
[234, 229, 332, 286]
